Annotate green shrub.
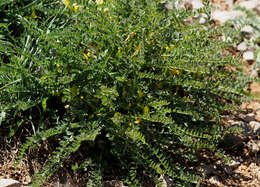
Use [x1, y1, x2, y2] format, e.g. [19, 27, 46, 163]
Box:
[0, 0, 250, 186]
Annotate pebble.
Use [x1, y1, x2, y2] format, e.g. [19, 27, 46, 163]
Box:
[255, 110, 260, 122]
[238, 0, 260, 11]
[247, 140, 260, 153]
[0, 179, 21, 187]
[229, 160, 240, 168]
[209, 176, 222, 186]
[244, 113, 255, 123]
[249, 121, 260, 134]
[221, 35, 232, 42]
[237, 42, 248, 51]
[102, 180, 126, 187]
[211, 10, 245, 25]
[241, 25, 254, 35]
[243, 51, 255, 62]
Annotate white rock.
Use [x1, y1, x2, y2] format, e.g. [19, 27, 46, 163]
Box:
[211, 10, 245, 24]
[247, 140, 260, 153]
[241, 25, 254, 35]
[221, 35, 232, 42]
[190, 0, 204, 10]
[199, 17, 207, 24]
[0, 179, 21, 187]
[244, 113, 255, 122]
[243, 51, 254, 61]
[237, 42, 248, 51]
[229, 160, 240, 168]
[226, 0, 234, 9]
[249, 121, 260, 133]
[238, 0, 260, 10]
[209, 176, 222, 186]
[163, 2, 173, 11]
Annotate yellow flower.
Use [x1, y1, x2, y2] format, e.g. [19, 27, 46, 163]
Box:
[31, 8, 38, 19]
[73, 4, 83, 13]
[134, 117, 141, 124]
[114, 112, 122, 117]
[137, 89, 144, 98]
[83, 52, 91, 60]
[131, 45, 141, 57]
[63, 0, 70, 7]
[143, 106, 149, 114]
[80, 96, 84, 99]
[103, 7, 109, 13]
[96, 0, 103, 5]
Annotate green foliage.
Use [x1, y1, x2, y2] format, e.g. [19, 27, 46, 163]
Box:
[0, 0, 250, 186]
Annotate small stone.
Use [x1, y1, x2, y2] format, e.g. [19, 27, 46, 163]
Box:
[249, 121, 260, 134]
[238, 0, 260, 10]
[197, 165, 217, 176]
[228, 160, 240, 168]
[163, 2, 173, 11]
[244, 113, 255, 123]
[245, 102, 260, 111]
[237, 42, 247, 51]
[253, 4, 260, 16]
[0, 179, 21, 187]
[255, 110, 260, 122]
[190, 0, 204, 10]
[223, 133, 243, 147]
[209, 176, 222, 186]
[247, 140, 260, 153]
[221, 35, 232, 42]
[243, 51, 254, 62]
[211, 10, 245, 25]
[222, 165, 233, 175]
[241, 25, 254, 35]
[199, 17, 207, 24]
[102, 180, 126, 187]
[250, 69, 258, 78]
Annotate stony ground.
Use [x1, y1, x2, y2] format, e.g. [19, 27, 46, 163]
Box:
[1, 0, 260, 186]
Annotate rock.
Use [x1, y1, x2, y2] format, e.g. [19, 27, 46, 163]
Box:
[102, 180, 126, 187]
[211, 10, 245, 25]
[197, 165, 217, 176]
[244, 113, 255, 123]
[221, 165, 233, 175]
[223, 133, 244, 147]
[243, 51, 254, 62]
[255, 110, 260, 122]
[199, 17, 207, 24]
[244, 102, 260, 111]
[247, 140, 260, 153]
[221, 35, 232, 42]
[237, 42, 248, 51]
[209, 176, 222, 186]
[228, 160, 240, 168]
[253, 4, 260, 16]
[162, 2, 173, 11]
[249, 121, 260, 134]
[0, 179, 21, 187]
[229, 121, 254, 136]
[238, 0, 260, 11]
[241, 25, 254, 35]
[250, 69, 258, 78]
[187, 0, 204, 10]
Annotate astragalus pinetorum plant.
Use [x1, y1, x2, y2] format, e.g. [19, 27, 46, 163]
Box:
[0, 0, 250, 186]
